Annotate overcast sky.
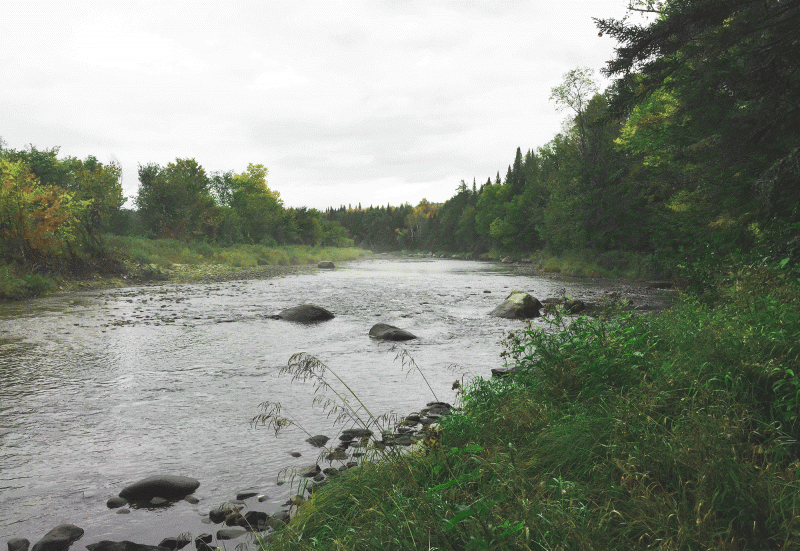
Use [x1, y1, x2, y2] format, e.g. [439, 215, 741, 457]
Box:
[1, 1, 638, 210]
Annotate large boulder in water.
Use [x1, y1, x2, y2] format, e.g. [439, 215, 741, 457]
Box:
[489, 290, 542, 319]
[118, 475, 200, 501]
[31, 525, 84, 551]
[277, 304, 335, 322]
[369, 323, 417, 341]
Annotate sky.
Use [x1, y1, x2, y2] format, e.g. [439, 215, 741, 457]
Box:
[1, 1, 639, 211]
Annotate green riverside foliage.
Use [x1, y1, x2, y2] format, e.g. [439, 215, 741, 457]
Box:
[264, 263, 800, 550]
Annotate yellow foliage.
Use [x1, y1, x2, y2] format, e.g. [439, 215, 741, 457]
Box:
[0, 159, 88, 261]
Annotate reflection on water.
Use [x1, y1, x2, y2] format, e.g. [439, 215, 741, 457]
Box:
[0, 258, 667, 545]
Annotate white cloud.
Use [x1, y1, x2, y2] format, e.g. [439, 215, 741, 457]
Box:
[0, 0, 633, 210]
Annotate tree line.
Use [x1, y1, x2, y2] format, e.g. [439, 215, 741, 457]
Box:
[326, 0, 800, 283]
[4, 0, 798, 287]
[0, 145, 352, 274]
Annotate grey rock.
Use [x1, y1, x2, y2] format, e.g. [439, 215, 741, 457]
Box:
[215, 530, 247, 541]
[241, 511, 269, 531]
[183, 495, 199, 504]
[369, 323, 417, 341]
[157, 537, 190, 551]
[317, 261, 335, 269]
[268, 511, 291, 529]
[118, 475, 200, 501]
[489, 290, 542, 319]
[149, 497, 168, 506]
[305, 435, 330, 447]
[235, 490, 259, 500]
[8, 539, 29, 551]
[297, 464, 321, 478]
[208, 508, 226, 523]
[289, 451, 302, 457]
[115, 509, 130, 515]
[31, 524, 84, 551]
[224, 513, 244, 527]
[106, 497, 127, 509]
[277, 304, 335, 322]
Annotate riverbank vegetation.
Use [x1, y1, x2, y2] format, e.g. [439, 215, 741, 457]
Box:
[264, 259, 800, 550]
[255, 1, 800, 548]
[322, 0, 800, 289]
[0, 144, 358, 299]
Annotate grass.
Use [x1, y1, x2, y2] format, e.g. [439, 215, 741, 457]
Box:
[104, 235, 370, 268]
[530, 249, 646, 279]
[261, 260, 800, 550]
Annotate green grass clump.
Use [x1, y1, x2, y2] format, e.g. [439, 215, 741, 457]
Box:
[0, 262, 55, 299]
[104, 235, 369, 268]
[263, 263, 800, 550]
[531, 249, 645, 279]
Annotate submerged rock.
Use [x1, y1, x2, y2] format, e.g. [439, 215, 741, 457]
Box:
[369, 323, 417, 341]
[31, 525, 84, 551]
[277, 304, 335, 322]
[118, 475, 200, 501]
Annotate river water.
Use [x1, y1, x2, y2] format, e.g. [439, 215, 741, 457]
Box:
[0, 257, 668, 547]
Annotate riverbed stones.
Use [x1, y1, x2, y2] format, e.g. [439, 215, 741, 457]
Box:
[305, 435, 330, 447]
[118, 475, 200, 501]
[339, 428, 373, 441]
[7, 539, 29, 551]
[106, 497, 127, 509]
[241, 511, 269, 531]
[317, 261, 335, 269]
[208, 508, 226, 523]
[215, 529, 246, 541]
[157, 537, 190, 550]
[489, 290, 542, 319]
[297, 464, 321, 477]
[277, 304, 335, 322]
[31, 524, 84, 551]
[369, 323, 417, 341]
[235, 490, 259, 500]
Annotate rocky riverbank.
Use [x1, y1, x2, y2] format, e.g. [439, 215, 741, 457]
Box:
[5, 401, 452, 551]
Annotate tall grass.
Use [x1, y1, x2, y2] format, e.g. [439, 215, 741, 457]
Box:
[104, 235, 369, 268]
[262, 262, 800, 550]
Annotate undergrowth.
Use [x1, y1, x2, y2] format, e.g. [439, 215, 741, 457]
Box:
[104, 235, 369, 268]
[262, 259, 800, 550]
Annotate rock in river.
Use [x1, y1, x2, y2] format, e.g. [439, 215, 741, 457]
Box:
[8, 539, 30, 551]
[118, 475, 200, 501]
[277, 304, 335, 323]
[369, 323, 417, 341]
[489, 290, 542, 319]
[31, 525, 84, 551]
[317, 261, 335, 269]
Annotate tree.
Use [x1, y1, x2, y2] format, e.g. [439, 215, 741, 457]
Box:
[0, 159, 88, 265]
[135, 158, 217, 239]
[550, 67, 599, 156]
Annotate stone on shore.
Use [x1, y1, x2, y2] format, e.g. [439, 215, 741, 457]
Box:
[106, 497, 127, 509]
[305, 435, 330, 447]
[8, 539, 29, 551]
[31, 525, 84, 551]
[489, 290, 542, 319]
[277, 304, 335, 323]
[369, 323, 417, 341]
[317, 261, 335, 269]
[118, 475, 200, 501]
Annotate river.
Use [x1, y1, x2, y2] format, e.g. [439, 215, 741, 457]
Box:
[0, 257, 668, 548]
